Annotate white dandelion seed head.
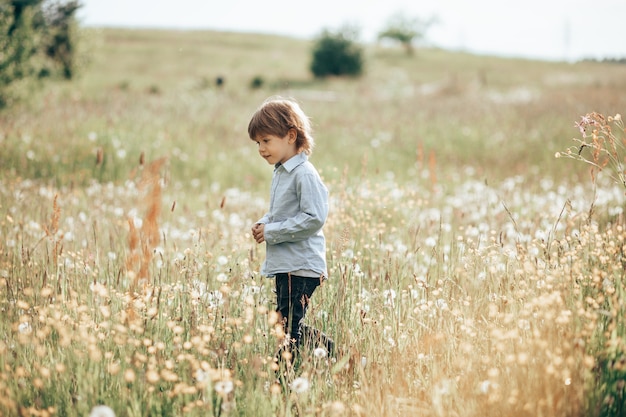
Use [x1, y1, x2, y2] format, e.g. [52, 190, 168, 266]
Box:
[214, 380, 234, 396]
[313, 347, 328, 359]
[205, 290, 224, 308]
[518, 319, 531, 331]
[479, 380, 491, 394]
[194, 369, 208, 382]
[383, 289, 397, 300]
[18, 322, 32, 334]
[243, 285, 261, 296]
[290, 377, 310, 393]
[342, 249, 354, 259]
[89, 405, 116, 417]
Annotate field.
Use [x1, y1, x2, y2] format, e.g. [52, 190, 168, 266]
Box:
[2, 28, 626, 417]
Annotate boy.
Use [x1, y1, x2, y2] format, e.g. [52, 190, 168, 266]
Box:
[248, 96, 333, 366]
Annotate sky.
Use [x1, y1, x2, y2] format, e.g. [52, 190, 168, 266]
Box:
[78, 0, 626, 62]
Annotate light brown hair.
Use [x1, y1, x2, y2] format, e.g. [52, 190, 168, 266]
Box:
[248, 96, 315, 155]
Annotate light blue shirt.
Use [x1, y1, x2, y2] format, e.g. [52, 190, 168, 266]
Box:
[257, 152, 328, 279]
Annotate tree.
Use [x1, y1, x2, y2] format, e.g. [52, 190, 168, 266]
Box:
[310, 26, 364, 78]
[378, 12, 436, 55]
[0, 0, 82, 108]
[42, 0, 82, 79]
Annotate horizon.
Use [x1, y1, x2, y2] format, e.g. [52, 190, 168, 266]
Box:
[78, 0, 626, 62]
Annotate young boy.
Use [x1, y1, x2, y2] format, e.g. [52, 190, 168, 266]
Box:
[248, 96, 333, 365]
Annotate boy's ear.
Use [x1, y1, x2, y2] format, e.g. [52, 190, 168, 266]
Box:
[288, 128, 297, 144]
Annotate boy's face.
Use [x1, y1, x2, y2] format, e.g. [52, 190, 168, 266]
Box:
[253, 130, 297, 165]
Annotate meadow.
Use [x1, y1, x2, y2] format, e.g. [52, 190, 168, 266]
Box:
[1, 27, 626, 417]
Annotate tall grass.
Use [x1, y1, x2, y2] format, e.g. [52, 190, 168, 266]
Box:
[1, 28, 626, 416]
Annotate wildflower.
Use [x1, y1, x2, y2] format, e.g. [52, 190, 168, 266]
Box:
[242, 285, 261, 296]
[383, 289, 397, 305]
[574, 120, 587, 137]
[205, 290, 224, 308]
[18, 322, 32, 334]
[290, 377, 310, 393]
[313, 347, 328, 359]
[124, 369, 135, 383]
[191, 279, 207, 299]
[214, 380, 234, 396]
[89, 405, 116, 417]
[195, 369, 208, 382]
[146, 369, 160, 384]
[479, 380, 492, 394]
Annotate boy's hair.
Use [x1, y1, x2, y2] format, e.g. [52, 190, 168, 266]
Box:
[248, 96, 314, 155]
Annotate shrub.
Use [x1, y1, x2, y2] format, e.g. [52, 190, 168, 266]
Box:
[250, 75, 264, 89]
[310, 26, 364, 78]
[0, 0, 82, 108]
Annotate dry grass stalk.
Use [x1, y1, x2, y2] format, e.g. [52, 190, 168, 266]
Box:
[125, 157, 167, 320]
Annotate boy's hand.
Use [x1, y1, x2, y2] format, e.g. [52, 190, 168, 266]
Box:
[252, 223, 265, 243]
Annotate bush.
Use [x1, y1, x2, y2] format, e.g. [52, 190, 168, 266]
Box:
[0, 0, 82, 108]
[250, 75, 264, 89]
[310, 27, 364, 78]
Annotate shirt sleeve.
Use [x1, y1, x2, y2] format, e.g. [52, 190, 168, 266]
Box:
[263, 173, 328, 245]
[256, 213, 270, 224]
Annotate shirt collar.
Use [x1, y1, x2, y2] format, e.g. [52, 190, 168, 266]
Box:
[275, 152, 307, 173]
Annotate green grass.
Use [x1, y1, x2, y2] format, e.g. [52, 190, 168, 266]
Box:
[1, 28, 626, 417]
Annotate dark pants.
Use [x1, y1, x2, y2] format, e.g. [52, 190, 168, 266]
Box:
[275, 273, 319, 345]
[275, 273, 334, 355]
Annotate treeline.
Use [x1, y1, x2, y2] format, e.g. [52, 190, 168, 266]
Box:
[581, 57, 626, 64]
[0, 0, 82, 108]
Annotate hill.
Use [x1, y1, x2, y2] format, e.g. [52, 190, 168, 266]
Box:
[2, 27, 625, 188]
